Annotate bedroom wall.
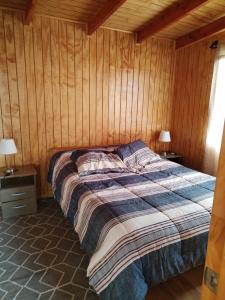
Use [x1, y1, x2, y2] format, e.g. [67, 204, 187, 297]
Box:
[171, 34, 225, 171]
[0, 9, 176, 196]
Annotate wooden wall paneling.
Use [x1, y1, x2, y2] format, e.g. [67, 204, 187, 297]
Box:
[75, 24, 83, 147]
[164, 41, 174, 136]
[67, 21, 76, 146]
[156, 40, 167, 153]
[151, 39, 161, 151]
[172, 47, 187, 160]
[0, 10, 18, 169]
[82, 26, 90, 147]
[179, 48, 193, 162]
[146, 38, 157, 148]
[119, 32, 128, 145]
[187, 45, 203, 167]
[159, 39, 172, 154]
[42, 17, 53, 156]
[113, 31, 122, 145]
[51, 18, 62, 148]
[125, 34, 134, 144]
[135, 41, 146, 140]
[3, 11, 22, 166]
[24, 15, 39, 166]
[162, 41, 170, 143]
[0, 10, 6, 167]
[59, 20, 69, 147]
[89, 31, 97, 146]
[157, 40, 165, 152]
[96, 29, 104, 146]
[0, 9, 177, 195]
[13, 12, 31, 166]
[32, 15, 47, 195]
[107, 30, 116, 145]
[142, 38, 152, 144]
[165, 41, 175, 143]
[172, 39, 216, 171]
[130, 43, 140, 142]
[102, 29, 109, 146]
[182, 45, 195, 167]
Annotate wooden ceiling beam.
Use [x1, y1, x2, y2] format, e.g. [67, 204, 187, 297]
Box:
[25, 0, 37, 25]
[136, 0, 209, 44]
[88, 0, 127, 35]
[176, 16, 225, 48]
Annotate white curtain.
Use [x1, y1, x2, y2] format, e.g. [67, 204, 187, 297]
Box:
[203, 44, 225, 176]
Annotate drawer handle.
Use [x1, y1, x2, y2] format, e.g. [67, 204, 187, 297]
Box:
[11, 192, 27, 197]
[12, 205, 26, 209]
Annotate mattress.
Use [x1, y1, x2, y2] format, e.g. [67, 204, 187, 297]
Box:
[48, 150, 215, 300]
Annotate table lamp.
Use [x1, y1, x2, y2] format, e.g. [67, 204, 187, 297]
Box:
[159, 130, 171, 157]
[0, 138, 17, 175]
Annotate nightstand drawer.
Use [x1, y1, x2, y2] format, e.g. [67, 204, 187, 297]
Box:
[2, 198, 37, 218]
[0, 185, 35, 203]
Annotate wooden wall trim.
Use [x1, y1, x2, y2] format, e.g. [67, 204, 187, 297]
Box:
[0, 9, 176, 196]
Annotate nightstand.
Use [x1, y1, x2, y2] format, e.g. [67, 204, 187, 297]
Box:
[0, 165, 37, 219]
[160, 153, 183, 164]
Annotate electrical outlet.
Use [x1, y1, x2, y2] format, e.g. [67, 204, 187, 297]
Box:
[204, 266, 219, 294]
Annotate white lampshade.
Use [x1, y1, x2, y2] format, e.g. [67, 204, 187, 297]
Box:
[0, 138, 17, 155]
[159, 130, 171, 143]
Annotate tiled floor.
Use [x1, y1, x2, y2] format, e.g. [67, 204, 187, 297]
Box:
[0, 198, 98, 300]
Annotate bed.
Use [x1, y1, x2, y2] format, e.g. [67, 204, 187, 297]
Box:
[48, 143, 215, 300]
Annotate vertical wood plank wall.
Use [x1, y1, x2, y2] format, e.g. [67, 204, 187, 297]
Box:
[0, 9, 175, 196]
[172, 38, 218, 171]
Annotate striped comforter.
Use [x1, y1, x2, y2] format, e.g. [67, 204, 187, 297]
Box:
[48, 151, 215, 300]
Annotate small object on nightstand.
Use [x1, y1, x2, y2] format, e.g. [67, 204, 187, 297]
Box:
[160, 153, 183, 164]
[0, 165, 37, 219]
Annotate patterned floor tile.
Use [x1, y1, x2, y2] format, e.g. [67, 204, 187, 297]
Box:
[0, 281, 21, 300]
[0, 246, 15, 262]
[51, 289, 73, 300]
[59, 283, 86, 299]
[11, 267, 33, 285]
[16, 287, 39, 300]
[72, 269, 90, 289]
[0, 198, 99, 300]
[9, 250, 29, 265]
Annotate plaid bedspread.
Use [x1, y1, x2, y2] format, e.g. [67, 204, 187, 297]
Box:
[48, 151, 215, 300]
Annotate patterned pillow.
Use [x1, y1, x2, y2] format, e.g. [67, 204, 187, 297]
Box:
[116, 139, 160, 169]
[70, 147, 117, 162]
[76, 152, 128, 176]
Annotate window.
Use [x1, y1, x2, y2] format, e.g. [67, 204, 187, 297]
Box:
[204, 48, 225, 175]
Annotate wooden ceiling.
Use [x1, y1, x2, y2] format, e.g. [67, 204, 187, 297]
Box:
[0, 0, 225, 47]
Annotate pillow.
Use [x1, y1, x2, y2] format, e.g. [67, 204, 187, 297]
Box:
[70, 147, 117, 162]
[116, 139, 160, 168]
[76, 152, 128, 176]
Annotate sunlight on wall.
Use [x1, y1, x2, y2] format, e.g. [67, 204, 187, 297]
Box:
[204, 55, 225, 175]
[206, 57, 225, 155]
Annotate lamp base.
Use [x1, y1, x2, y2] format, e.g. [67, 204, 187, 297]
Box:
[4, 167, 15, 176]
[161, 151, 167, 157]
